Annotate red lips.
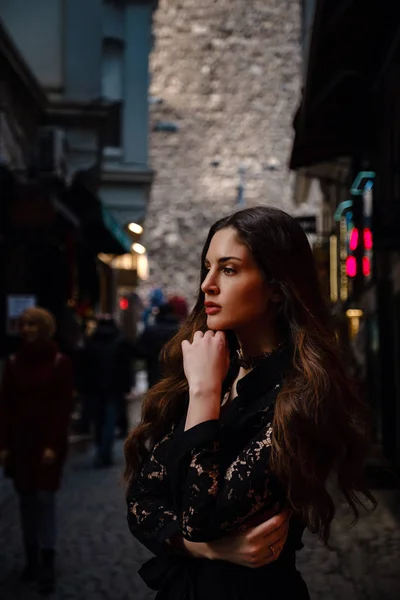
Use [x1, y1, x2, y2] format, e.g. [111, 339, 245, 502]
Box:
[204, 301, 221, 315]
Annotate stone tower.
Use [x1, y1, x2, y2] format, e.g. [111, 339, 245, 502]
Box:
[145, 0, 306, 301]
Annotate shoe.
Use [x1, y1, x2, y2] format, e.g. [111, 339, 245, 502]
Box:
[20, 546, 38, 583]
[38, 549, 55, 595]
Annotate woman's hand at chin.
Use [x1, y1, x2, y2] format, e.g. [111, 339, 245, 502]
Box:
[182, 330, 230, 430]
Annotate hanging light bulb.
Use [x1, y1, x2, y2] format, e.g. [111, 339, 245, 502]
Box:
[128, 223, 143, 235]
[132, 243, 146, 255]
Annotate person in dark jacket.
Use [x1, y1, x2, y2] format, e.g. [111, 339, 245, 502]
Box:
[0, 307, 73, 594]
[136, 302, 180, 388]
[78, 316, 133, 467]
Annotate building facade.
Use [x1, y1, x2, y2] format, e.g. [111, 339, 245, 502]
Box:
[144, 0, 319, 300]
[290, 0, 400, 470]
[1, 0, 156, 312]
[0, 17, 87, 358]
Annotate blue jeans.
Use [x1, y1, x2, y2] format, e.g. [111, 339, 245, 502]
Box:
[90, 397, 118, 464]
[18, 491, 57, 552]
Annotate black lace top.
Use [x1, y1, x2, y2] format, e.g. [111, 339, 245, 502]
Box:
[127, 347, 309, 600]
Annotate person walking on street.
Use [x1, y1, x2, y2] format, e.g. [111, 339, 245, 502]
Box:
[141, 287, 166, 328]
[136, 302, 180, 389]
[125, 206, 376, 600]
[79, 315, 132, 467]
[0, 307, 73, 595]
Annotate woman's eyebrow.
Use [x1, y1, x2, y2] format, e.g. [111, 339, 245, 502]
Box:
[204, 256, 243, 264]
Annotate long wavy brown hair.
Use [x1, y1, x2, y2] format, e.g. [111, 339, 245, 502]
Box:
[125, 206, 376, 543]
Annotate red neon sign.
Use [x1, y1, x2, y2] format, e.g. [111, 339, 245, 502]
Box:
[349, 227, 373, 251]
[346, 256, 357, 277]
[363, 256, 371, 276]
[349, 228, 358, 251]
[364, 228, 373, 250]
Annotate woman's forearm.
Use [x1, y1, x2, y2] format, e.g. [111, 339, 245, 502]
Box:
[182, 539, 215, 559]
[184, 387, 221, 431]
[167, 534, 217, 560]
[173, 517, 289, 568]
[183, 538, 222, 560]
[182, 537, 240, 562]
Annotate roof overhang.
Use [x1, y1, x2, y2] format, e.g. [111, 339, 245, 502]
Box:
[293, 157, 351, 204]
[46, 99, 116, 130]
[290, 0, 400, 170]
[0, 19, 47, 118]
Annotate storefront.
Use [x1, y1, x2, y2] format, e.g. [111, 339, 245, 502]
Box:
[290, 0, 400, 468]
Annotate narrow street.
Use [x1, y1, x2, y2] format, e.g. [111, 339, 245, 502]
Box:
[1, 2, 400, 599]
[0, 395, 399, 599]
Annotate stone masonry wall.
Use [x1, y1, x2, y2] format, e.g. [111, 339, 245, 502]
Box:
[144, 0, 317, 302]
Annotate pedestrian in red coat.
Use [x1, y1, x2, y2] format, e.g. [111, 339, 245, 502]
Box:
[0, 307, 73, 595]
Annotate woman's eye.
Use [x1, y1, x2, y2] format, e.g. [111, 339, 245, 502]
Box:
[223, 267, 236, 275]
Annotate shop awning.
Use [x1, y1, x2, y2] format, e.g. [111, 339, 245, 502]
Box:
[100, 207, 132, 254]
[65, 172, 131, 255]
[290, 0, 400, 170]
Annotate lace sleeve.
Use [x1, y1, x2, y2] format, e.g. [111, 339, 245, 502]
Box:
[127, 427, 181, 556]
[171, 419, 283, 542]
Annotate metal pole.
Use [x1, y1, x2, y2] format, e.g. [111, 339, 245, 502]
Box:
[351, 160, 364, 302]
[237, 165, 246, 208]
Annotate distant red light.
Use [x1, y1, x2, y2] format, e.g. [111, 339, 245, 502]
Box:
[346, 256, 357, 277]
[119, 297, 129, 311]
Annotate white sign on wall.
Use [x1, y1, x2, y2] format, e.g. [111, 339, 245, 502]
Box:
[6, 295, 37, 335]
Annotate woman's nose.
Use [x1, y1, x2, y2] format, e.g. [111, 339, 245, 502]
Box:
[201, 271, 219, 295]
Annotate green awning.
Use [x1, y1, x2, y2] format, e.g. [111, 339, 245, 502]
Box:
[101, 207, 132, 254]
[64, 174, 133, 256]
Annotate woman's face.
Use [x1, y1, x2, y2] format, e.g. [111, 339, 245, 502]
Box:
[201, 227, 276, 332]
[20, 318, 40, 344]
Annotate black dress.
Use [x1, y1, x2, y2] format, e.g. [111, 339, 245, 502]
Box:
[127, 347, 310, 600]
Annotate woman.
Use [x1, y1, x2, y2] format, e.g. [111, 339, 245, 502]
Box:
[0, 307, 73, 594]
[125, 206, 376, 599]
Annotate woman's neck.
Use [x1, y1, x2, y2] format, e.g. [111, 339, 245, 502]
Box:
[235, 326, 281, 359]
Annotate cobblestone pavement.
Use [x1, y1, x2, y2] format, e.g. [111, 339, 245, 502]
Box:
[297, 488, 400, 600]
[0, 400, 399, 599]
[0, 441, 154, 600]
